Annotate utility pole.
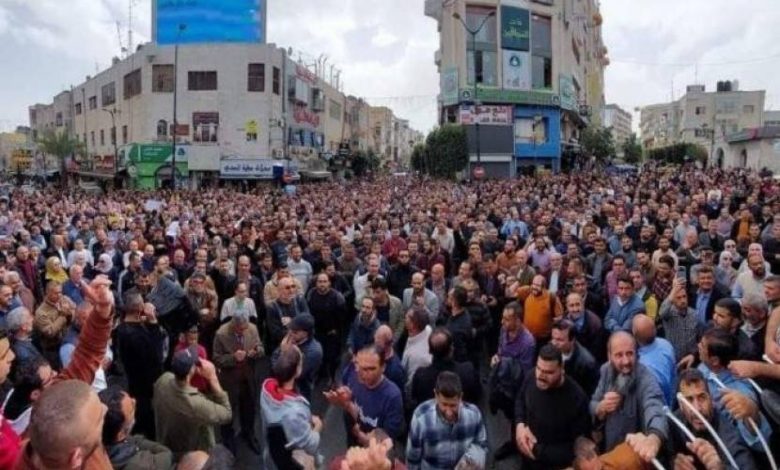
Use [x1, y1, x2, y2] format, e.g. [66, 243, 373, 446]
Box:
[171, 24, 186, 190]
[103, 107, 120, 181]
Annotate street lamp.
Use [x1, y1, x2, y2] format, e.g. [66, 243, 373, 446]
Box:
[701, 123, 715, 167]
[453, 10, 495, 179]
[102, 108, 119, 181]
[171, 23, 186, 190]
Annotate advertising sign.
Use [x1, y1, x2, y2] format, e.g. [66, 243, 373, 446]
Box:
[559, 74, 577, 111]
[220, 159, 281, 179]
[441, 67, 460, 106]
[461, 87, 558, 107]
[500, 6, 530, 51]
[155, 0, 265, 45]
[503, 50, 531, 91]
[459, 105, 513, 125]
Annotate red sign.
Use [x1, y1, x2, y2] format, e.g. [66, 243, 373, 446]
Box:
[296, 65, 318, 85]
[293, 105, 320, 127]
[473, 166, 486, 179]
[169, 124, 190, 136]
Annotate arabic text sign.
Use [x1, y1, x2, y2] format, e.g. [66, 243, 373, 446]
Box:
[459, 105, 514, 125]
[220, 159, 281, 179]
[501, 5, 530, 51]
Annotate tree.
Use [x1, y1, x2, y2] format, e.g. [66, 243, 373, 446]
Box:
[647, 143, 708, 165]
[350, 149, 380, 178]
[37, 130, 84, 186]
[423, 124, 468, 179]
[410, 143, 427, 173]
[622, 133, 643, 164]
[580, 126, 615, 163]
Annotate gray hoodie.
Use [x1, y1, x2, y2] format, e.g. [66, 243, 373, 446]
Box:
[259, 378, 321, 470]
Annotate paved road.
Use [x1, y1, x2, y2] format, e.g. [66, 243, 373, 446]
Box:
[233, 358, 522, 469]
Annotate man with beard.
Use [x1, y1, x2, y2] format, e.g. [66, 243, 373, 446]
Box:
[669, 369, 756, 469]
[185, 272, 219, 355]
[266, 276, 310, 354]
[231, 255, 265, 325]
[514, 344, 591, 469]
[590, 331, 668, 463]
[16, 275, 116, 469]
[306, 272, 346, 383]
[387, 249, 417, 299]
[732, 253, 768, 300]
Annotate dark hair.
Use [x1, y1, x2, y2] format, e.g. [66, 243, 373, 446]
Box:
[434, 371, 463, 398]
[552, 319, 576, 341]
[428, 327, 453, 361]
[407, 307, 429, 331]
[482, 253, 496, 263]
[714, 297, 741, 320]
[616, 274, 633, 287]
[612, 254, 625, 266]
[697, 265, 714, 276]
[658, 255, 675, 268]
[11, 356, 49, 404]
[677, 368, 707, 391]
[98, 386, 127, 444]
[538, 344, 563, 366]
[503, 301, 524, 322]
[271, 346, 302, 384]
[451, 286, 468, 308]
[703, 327, 738, 366]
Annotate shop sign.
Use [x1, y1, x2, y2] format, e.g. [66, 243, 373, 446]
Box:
[459, 105, 513, 125]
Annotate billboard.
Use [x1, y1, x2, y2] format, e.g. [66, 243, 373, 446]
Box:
[154, 0, 266, 45]
[500, 5, 530, 51]
[502, 50, 531, 91]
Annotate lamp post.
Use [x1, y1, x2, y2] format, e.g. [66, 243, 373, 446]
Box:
[532, 114, 543, 173]
[453, 10, 495, 180]
[102, 108, 119, 181]
[701, 123, 715, 167]
[171, 23, 186, 190]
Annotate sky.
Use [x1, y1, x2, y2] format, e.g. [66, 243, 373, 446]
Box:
[1, 0, 779, 135]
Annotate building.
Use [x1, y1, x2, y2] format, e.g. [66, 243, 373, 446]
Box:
[425, 0, 608, 176]
[716, 127, 780, 172]
[602, 103, 632, 150]
[764, 110, 780, 127]
[639, 81, 765, 166]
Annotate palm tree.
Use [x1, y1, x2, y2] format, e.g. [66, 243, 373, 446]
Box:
[37, 130, 84, 187]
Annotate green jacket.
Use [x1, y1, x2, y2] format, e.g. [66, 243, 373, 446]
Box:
[153, 372, 232, 456]
[107, 436, 173, 470]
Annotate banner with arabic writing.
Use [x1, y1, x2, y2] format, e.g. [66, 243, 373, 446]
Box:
[501, 5, 530, 51]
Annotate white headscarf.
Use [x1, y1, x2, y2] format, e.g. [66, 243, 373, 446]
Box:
[96, 253, 114, 274]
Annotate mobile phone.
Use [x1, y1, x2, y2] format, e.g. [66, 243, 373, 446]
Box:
[676, 266, 687, 280]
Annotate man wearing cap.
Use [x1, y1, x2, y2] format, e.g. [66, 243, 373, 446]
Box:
[153, 346, 233, 457]
[213, 310, 264, 453]
[272, 314, 322, 400]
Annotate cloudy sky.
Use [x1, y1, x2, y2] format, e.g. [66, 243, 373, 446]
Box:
[0, 0, 779, 135]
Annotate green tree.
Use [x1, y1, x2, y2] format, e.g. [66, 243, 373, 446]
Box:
[350, 149, 380, 177]
[622, 133, 643, 164]
[410, 143, 427, 173]
[37, 130, 84, 186]
[580, 126, 615, 163]
[424, 124, 468, 179]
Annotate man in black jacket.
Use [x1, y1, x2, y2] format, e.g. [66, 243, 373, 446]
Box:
[387, 249, 417, 299]
[306, 272, 346, 383]
[441, 286, 473, 364]
[550, 319, 599, 396]
[410, 327, 480, 410]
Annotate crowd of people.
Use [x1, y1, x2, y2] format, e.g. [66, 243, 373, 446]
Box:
[0, 162, 779, 470]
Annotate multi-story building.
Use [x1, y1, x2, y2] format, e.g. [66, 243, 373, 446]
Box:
[602, 103, 632, 151]
[370, 106, 395, 163]
[425, 0, 608, 176]
[764, 110, 780, 127]
[640, 82, 765, 166]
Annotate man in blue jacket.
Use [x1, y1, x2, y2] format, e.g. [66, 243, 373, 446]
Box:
[604, 275, 645, 332]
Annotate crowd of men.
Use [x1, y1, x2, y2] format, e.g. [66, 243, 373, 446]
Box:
[1, 162, 780, 470]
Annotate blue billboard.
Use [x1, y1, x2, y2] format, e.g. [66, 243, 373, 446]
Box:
[154, 0, 265, 45]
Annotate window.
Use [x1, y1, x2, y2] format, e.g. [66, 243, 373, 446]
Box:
[695, 106, 706, 115]
[75, 103, 82, 115]
[531, 15, 552, 89]
[123, 69, 142, 99]
[192, 112, 219, 142]
[329, 99, 342, 121]
[157, 119, 168, 139]
[101, 82, 116, 106]
[743, 105, 755, 114]
[100, 129, 105, 146]
[122, 125, 128, 144]
[88, 96, 97, 110]
[188, 71, 217, 91]
[55, 112, 63, 127]
[514, 117, 547, 143]
[152, 65, 174, 92]
[91, 131, 95, 146]
[110, 127, 116, 145]
[248, 63, 265, 92]
[272, 67, 281, 95]
[465, 6, 498, 87]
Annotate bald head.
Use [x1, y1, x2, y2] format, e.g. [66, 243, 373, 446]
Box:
[631, 314, 656, 346]
[374, 325, 393, 349]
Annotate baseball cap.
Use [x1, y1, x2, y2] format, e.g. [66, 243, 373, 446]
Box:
[171, 345, 200, 377]
[288, 314, 315, 334]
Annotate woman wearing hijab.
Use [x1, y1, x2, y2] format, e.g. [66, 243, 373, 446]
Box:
[94, 253, 119, 286]
[44, 256, 68, 285]
[715, 250, 738, 292]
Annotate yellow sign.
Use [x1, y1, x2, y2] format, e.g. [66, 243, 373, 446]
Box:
[11, 149, 33, 170]
[245, 120, 258, 134]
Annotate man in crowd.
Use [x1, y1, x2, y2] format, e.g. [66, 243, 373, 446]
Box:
[604, 275, 645, 333]
[34, 280, 76, 368]
[550, 319, 599, 396]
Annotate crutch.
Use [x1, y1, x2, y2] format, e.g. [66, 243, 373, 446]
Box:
[708, 374, 777, 470]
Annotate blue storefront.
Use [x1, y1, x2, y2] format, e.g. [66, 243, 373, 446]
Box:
[514, 106, 561, 172]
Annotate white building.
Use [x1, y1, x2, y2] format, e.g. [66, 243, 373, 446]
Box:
[602, 103, 632, 150]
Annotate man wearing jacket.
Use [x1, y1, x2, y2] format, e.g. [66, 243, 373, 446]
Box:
[590, 331, 668, 463]
[604, 275, 645, 333]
